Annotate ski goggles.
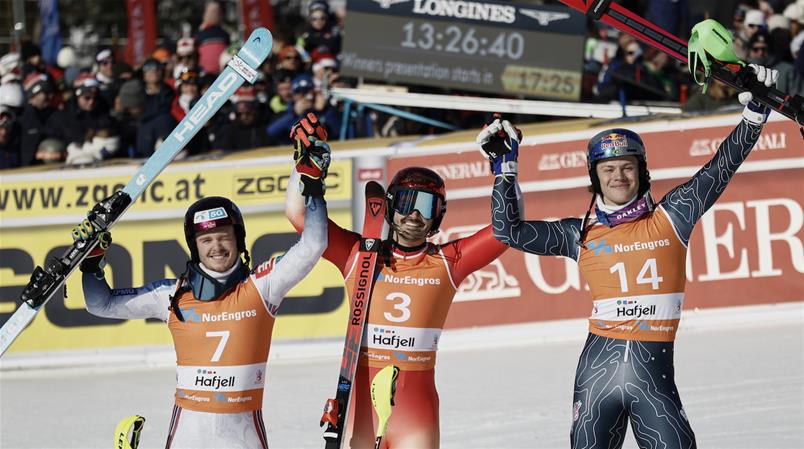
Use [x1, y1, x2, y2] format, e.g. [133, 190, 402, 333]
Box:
[391, 189, 442, 220]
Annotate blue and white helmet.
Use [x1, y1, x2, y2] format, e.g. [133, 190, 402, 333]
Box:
[586, 128, 646, 170]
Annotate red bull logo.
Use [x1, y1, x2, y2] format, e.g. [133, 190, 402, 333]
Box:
[599, 133, 628, 150]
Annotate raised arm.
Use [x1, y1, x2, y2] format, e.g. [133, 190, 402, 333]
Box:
[660, 65, 778, 244]
[492, 174, 582, 260]
[258, 195, 328, 308]
[478, 117, 582, 260]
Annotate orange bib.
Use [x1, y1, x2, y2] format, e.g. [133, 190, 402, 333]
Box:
[346, 245, 457, 371]
[168, 277, 274, 413]
[579, 207, 687, 342]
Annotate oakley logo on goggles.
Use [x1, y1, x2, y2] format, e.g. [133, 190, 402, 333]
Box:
[392, 189, 442, 219]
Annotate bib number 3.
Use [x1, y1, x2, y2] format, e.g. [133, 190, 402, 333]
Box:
[384, 292, 412, 323]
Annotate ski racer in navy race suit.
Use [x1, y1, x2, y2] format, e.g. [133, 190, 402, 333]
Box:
[481, 64, 779, 449]
[75, 145, 331, 448]
[286, 116, 508, 449]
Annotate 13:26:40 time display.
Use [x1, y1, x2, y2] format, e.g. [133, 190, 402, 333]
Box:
[400, 21, 524, 60]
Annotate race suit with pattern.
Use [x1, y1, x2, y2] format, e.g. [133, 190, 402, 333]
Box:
[286, 169, 508, 449]
[82, 196, 327, 449]
[491, 119, 764, 449]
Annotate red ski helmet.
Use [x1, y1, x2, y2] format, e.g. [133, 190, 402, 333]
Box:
[386, 167, 447, 235]
[183, 196, 247, 262]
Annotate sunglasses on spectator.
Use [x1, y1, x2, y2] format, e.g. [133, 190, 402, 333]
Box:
[283, 55, 300, 61]
[746, 23, 762, 28]
[99, 59, 113, 66]
[310, 14, 327, 22]
[750, 45, 768, 53]
[80, 94, 97, 101]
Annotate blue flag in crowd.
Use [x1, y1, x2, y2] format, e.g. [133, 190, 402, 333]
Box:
[38, 0, 62, 65]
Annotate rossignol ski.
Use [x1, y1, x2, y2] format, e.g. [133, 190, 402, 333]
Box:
[558, 0, 804, 130]
[321, 181, 387, 449]
[0, 28, 273, 357]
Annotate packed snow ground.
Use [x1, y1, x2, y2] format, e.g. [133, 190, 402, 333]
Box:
[1, 303, 802, 449]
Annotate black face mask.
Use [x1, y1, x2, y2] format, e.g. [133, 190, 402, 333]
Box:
[185, 261, 248, 301]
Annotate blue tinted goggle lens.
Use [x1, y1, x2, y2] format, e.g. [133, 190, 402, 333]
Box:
[393, 190, 440, 219]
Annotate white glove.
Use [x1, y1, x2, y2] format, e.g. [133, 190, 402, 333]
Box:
[739, 64, 778, 125]
[476, 118, 521, 175]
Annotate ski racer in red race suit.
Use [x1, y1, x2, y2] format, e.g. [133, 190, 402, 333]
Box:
[286, 124, 508, 449]
[483, 65, 779, 449]
[76, 152, 330, 448]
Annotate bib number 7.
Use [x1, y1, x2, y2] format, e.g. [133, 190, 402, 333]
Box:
[206, 330, 230, 362]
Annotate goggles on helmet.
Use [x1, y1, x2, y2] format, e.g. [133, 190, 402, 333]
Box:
[392, 189, 442, 220]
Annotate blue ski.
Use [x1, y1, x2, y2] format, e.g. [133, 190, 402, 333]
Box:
[0, 28, 273, 357]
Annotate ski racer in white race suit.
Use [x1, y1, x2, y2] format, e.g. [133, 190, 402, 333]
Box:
[484, 65, 779, 449]
[77, 149, 330, 448]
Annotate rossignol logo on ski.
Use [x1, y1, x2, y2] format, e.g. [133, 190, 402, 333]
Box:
[362, 238, 379, 252]
[369, 198, 383, 217]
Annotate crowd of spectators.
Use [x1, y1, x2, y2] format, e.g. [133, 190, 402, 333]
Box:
[1, 0, 803, 169]
[583, 0, 804, 111]
[0, 0, 350, 169]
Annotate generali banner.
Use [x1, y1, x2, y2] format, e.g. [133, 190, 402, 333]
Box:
[388, 115, 804, 329]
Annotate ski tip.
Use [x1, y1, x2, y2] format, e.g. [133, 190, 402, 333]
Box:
[365, 181, 386, 198]
[238, 28, 274, 67]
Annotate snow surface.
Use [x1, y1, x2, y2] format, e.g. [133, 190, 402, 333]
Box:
[1, 304, 802, 449]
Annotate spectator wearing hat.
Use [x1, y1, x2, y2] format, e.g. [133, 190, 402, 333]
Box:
[173, 37, 198, 80]
[170, 67, 210, 156]
[276, 46, 303, 78]
[114, 79, 146, 157]
[0, 82, 25, 116]
[132, 58, 176, 158]
[196, 1, 231, 75]
[596, 36, 668, 103]
[0, 52, 21, 84]
[266, 73, 339, 144]
[298, 0, 342, 57]
[48, 75, 120, 165]
[19, 72, 56, 166]
[0, 107, 22, 169]
[217, 86, 271, 151]
[269, 69, 295, 115]
[95, 48, 120, 108]
[312, 52, 339, 92]
[736, 9, 768, 58]
[746, 29, 801, 94]
[20, 41, 46, 79]
[785, 1, 804, 58]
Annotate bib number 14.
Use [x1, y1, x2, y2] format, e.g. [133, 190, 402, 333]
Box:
[610, 258, 664, 292]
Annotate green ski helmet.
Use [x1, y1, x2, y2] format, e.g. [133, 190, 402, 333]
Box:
[688, 19, 745, 92]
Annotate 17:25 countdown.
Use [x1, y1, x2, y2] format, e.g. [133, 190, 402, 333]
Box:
[400, 21, 525, 60]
